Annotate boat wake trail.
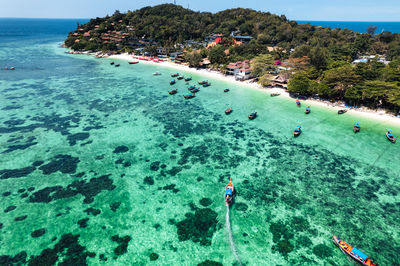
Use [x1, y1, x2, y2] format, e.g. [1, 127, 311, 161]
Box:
[226, 206, 242, 265]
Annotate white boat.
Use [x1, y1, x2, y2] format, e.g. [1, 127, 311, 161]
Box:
[153, 72, 161, 75]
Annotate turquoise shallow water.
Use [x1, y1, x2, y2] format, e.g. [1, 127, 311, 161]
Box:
[1, 19, 400, 265]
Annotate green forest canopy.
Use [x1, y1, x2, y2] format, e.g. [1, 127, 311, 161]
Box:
[64, 4, 400, 113]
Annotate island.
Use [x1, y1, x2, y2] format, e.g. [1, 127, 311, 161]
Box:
[65, 4, 400, 115]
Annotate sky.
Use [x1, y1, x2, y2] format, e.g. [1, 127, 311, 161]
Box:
[1, 0, 400, 21]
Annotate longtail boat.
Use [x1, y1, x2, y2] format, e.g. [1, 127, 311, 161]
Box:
[270, 93, 280, 97]
[338, 109, 347, 114]
[293, 126, 302, 137]
[305, 106, 311, 114]
[248, 111, 257, 120]
[170, 80, 176, 85]
[386, 130, 396, 143]
[296, 98, 301, 107]
[332, 235, 378, 266]
[224, 88, 230, 92]
[184, 77, 192, 81]
[171, 73, 179, 77]
[225, 178, 234, 206]
[225, 107, 232, 115]
[184, 93, 195, 99]
[168, 89, 177, 95]
[354, 122, 360, 133]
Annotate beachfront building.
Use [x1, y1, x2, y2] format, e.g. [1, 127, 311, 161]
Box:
[226, 60, 252, 80]
[236, 66, 252, 81]
[226, 62, 241, 76]
[268, 75, 288, 88]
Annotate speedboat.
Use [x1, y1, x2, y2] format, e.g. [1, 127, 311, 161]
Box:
[248, 111, 257, 120]
[338, 109, 347, 114]
[225, 107, 233, 115]
[353, 122, 360, 133]
[386, 130, 396, 143]
[170, 80, 176, 85]
[169, 89, 178, 95]
[184, 93, 195, 99]
[184, 77, 192, 81]
[293, 126, 302, 137]
[177, 76, 184, 80]
[171, 73, 179, 77]
[296, 98, 301, 107]
[225, 178, 234, 206]
[153, 72, 161, 75]
[224, 89, 230, 92]
[332, 235, 377, 266]
[270, 93, 280, 97]
[305, 106, 311, 114]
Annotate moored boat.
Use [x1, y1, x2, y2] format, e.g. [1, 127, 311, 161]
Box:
[171, 73, 179, 77]
[170, 80, 176, 85]
[177, 76, 184, 80]
[128, 60, 139, 64]
[191, 88, 199, 93]
[270, 93, 280, 97]
[305, 106, 311, 114]
[332, 235, 378, 266]
[184, 93, 195, 99]
[386, 130, 396, 143]
[225, 107, 233, 115]
[293, 126, 302, 137]
[202, 82, 211, 87]
[296, 98, 301, 107]
[153, 72, 161, 75]
[115, 64, 120, 67]
[188, 85, 196, 91]
[248, 111, 257, 120]
[184, 77, 192, 81]
[354, 122, 360, 133]
[338, 109, 347, 114]
[224, 88, 230, 92]
[168, 89, 178, 95]
[225, 178, 234, 206]
[110, 61, 115, 65]
[198, 80, 208, 85]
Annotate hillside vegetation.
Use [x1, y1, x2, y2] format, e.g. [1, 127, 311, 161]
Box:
[65, 4, 400, 113]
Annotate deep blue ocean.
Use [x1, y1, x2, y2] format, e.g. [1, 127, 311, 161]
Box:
[297, 20, 400, 33]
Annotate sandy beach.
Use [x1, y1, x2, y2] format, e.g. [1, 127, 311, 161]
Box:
[109, 53, 400, 126]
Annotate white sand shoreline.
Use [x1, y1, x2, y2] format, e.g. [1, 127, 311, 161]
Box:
[108, 53, 400, 126]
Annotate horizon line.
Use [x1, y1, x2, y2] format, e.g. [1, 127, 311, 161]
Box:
[1, 17, 400, 23]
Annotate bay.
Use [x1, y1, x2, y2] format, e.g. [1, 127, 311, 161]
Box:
[0, 19, 399, 265]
